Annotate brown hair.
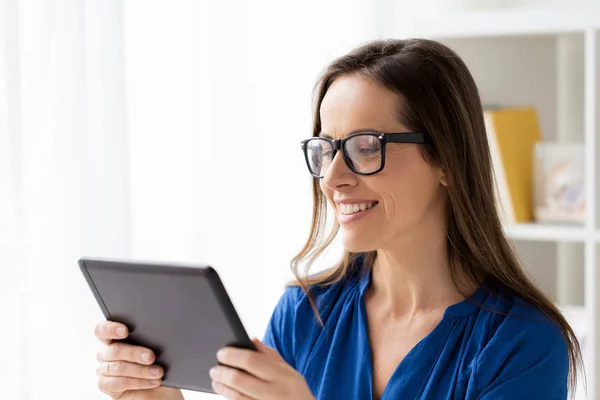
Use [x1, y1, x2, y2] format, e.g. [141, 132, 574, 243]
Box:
[289, 38, 583, 392]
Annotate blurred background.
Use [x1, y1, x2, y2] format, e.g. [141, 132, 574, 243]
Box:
[1, 0, 599, 399]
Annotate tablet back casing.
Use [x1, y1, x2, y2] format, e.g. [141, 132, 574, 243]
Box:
[79, 258, 255, 393]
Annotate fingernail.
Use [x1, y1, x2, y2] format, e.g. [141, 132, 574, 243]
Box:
[216, 349, 225, 359]
[209, 367, 217, 378]
[142, 352, 151, 362]
[150, 366, 161, 375]
[117, 327, 127, 337]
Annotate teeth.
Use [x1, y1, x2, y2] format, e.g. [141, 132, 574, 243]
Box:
[339, 202, 377, 215]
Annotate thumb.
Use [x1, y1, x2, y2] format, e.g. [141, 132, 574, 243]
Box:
[252, 337, 281, 359]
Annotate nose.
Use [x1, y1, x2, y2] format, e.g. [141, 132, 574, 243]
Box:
[321, 151, 358, 190]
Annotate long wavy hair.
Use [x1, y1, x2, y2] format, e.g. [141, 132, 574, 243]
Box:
[289, 38, 583, 392]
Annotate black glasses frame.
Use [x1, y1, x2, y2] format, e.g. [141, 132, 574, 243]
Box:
[300, 132, 431, 178]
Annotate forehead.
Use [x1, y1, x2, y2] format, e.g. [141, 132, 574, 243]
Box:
[319, 75, 405, 138]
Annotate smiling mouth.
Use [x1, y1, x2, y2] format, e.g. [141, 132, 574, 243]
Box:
[338, 201, 378, 215]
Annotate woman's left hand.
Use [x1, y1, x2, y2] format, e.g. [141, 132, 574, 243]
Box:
[210, 338, 315, 400]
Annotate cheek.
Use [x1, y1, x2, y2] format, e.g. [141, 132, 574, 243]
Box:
[379, 153, 442, 214]
[319, 181, 332, 200]
[319, 180, 326, 193]
[319, 182, 337, 211]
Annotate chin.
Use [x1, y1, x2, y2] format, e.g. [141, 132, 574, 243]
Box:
[340, 231, 377, 253]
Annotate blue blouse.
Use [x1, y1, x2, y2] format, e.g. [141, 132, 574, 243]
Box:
[262, 265, 569, 400]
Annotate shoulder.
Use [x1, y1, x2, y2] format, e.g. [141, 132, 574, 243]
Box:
[273, 254, 367, 322]
[262, 267, 362, 366]
[479, 284, 568, 356]
[473, 282, 569, 397]
[273, 267, 362, 324]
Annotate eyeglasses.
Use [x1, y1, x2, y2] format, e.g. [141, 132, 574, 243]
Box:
[300, 132, 431, 178]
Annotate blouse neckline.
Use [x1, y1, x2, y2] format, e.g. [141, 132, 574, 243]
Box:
[358, 265, 488, 320]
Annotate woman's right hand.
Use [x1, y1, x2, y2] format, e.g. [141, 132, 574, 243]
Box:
[95, 321, 184, 400]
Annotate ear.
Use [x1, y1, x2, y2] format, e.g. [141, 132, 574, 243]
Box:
[439, 169, 448, 187]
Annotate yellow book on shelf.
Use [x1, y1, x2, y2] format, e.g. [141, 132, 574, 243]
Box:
[484, 106, 542, 223]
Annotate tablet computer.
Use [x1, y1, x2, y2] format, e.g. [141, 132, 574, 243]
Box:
[79, 257, 256, 393]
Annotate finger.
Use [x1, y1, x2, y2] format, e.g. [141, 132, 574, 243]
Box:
[94, 321, 129, 344]
[210, 366, 264, 399]
[96, 361, 164, 380]
[212, 381, 254, 400]
[97, 376, 161, 394]
[216, 347, 280, 381]
[252, 338, 281, 359]
[99, 342, 155, 365]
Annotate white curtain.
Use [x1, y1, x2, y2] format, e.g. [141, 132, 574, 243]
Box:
[1, 0, 129, 398]
[0, 0, 381, 398]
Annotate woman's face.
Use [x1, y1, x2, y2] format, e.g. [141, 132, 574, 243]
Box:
[319, 75, 447, 253]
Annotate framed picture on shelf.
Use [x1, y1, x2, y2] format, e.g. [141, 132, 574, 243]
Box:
[533, 142, 585, 224]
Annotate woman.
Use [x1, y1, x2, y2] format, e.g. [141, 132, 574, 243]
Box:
[94, 38, 582, 400]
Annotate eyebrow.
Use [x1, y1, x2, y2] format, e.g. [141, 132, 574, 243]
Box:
[318, 128, 384, 138]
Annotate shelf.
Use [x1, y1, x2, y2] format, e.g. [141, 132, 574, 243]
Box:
[559, 304, 587, 336]
[503, 223, 586, 242]
[408, 8, 600, 39]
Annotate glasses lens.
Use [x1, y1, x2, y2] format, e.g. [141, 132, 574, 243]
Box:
[343, 134, 382, 174]
[306, 139, 334, 176]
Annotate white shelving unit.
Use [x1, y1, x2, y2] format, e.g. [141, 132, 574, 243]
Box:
[409, 8, 600, 38]
[386, 6, 600, 399]
[503, 223, 588, 242]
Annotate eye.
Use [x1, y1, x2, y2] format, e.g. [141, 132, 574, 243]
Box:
[358, 147, 379, 156]
[346, 135, 381, 158]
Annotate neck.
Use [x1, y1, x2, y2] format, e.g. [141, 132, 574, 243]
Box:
[369, 217, 470, 318]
